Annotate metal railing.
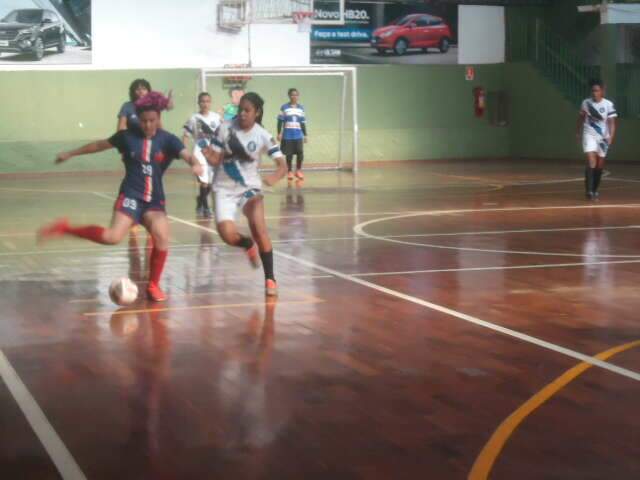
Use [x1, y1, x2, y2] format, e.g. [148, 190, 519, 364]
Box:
[507, 16, 600, 108]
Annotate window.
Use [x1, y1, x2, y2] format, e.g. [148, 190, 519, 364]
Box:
[415, 18, 429, 27]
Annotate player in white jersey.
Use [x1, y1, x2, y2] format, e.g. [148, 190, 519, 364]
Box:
[182, 92, 222, 217]
[577, 79, 617, 200]
[200, 92, 287, 296]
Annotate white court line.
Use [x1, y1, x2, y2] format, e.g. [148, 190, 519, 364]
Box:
[269, 224, 640, 245]
[354, 208, 640, 259]
[157, 208, 640, 384]
[92, 192, 640, 382]
[0, 242, 229, 258]
[349, 259, 640, 277]
[607, 177, 640, 184]
[0, 350, 87, 479]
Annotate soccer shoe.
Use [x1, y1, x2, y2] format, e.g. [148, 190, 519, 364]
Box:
[585, 191, 594, 201]
[265, 279, 278, 297]
[246, 243, 260, 269]
[37, 217, 69, 244]
[146, 282, 166, 302]
[295, 170, 304, 180]
[287, 171, 294, 181]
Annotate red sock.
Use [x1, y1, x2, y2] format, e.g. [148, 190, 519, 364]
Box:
[66, 225, 108, 244]
[149, 248, 168, 286]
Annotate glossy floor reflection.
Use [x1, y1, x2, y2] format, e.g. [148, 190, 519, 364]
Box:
[1, 161, 640, 479]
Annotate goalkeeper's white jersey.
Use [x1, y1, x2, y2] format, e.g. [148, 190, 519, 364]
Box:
[210, 119, 283, 191]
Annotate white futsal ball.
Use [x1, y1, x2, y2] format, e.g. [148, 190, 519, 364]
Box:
[109, 277, 139, 306]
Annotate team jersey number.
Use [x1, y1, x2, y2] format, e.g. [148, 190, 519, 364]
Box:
[122, 197, 137, 211]
[142, 164, 153, 176]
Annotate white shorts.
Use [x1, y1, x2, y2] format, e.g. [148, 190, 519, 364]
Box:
[214, 187, 262, 223]
[583, 134, 609, 158]
[194, 148, 213, 184]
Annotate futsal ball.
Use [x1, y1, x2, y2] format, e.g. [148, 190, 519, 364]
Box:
[109, 277, 139, 306]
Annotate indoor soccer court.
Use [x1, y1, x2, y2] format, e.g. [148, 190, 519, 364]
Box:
[1, 1, 640, 479]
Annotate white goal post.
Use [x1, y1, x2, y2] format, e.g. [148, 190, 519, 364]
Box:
[199, 66, 359, 173]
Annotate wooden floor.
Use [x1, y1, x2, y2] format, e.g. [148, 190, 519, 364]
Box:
[1, 160, 640, 479]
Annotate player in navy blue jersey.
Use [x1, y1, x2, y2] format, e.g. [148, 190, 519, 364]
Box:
[117, 78, 151, 132]
[38, 92, 203, 302]
[117, 79, 173, 132]
[277, 88, 308, 181]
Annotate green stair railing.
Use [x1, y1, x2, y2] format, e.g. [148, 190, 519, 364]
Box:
[508, 16, 600, 109]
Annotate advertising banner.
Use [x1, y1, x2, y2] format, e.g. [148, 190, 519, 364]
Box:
[0, 0, 91, 65]
[311, 1, 457, 64]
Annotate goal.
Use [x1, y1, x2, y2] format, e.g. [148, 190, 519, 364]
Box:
[200, 66, 359, 172]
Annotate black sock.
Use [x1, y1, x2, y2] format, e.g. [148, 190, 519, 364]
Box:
[594, 168, 603, 192]
[296, 151, 304, 171]
[199, 185, 209, 209]
[260, 250, 275, 281]
[237, 235, 254, 250]
[286, 155, 293, 172]
[585, 167, 595, 193]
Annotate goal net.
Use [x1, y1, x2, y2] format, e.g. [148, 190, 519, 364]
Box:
[200, 66, 359, 172]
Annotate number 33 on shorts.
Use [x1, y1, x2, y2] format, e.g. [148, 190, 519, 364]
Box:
[122, 197, 138, 211]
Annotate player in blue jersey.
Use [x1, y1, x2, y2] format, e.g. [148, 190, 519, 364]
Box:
[117, 79, 173, 132]
[38, 92, 203, 302]
[277, 88, 308, 181]
[200, 92, 287, 296]
[577, 79, 617, 200]
[117, 78, 151, 132]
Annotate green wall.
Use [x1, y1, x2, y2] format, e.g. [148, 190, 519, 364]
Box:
[506, 62, 640, 162]
[0, 65, 508, 174]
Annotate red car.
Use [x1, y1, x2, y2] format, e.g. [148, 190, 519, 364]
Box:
[371, 14, 453, 55]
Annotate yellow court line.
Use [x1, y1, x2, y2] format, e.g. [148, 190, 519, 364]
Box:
[469, 339, 640, 480]
[431, 172, 503, 185]
[71, 288, 320, 305]
[84, 297, 324, 317]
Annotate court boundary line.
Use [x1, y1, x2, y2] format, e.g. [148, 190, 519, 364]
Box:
[2, 224, 640, 240]
[354, 208, 640, 259]
[469, 339, 640, 480]
[90, 193, 640, 381]
[154, 207, 640, 384]
[348, 259, 640, 276]
[0, 349, 87, 480]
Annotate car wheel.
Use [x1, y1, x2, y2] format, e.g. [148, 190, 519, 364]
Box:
[32, 37, 44, 60]
[393, 38, 408, 55]
[376, 48, 385, 55]
[57, 33, 66, 53]
[439, 38, 450, 54]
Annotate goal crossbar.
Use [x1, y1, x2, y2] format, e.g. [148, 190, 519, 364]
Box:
[200, 66, 359, 172]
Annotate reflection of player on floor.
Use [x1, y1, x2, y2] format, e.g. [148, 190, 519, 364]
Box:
[278, 88, 308, 181]
[577, 79, 617, 200]
[38, 92, 203, 302]
[201, 92, 287, 296]
[182, 92, 222, 218]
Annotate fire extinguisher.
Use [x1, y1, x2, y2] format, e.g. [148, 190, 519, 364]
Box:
[473, 87, 486, 118]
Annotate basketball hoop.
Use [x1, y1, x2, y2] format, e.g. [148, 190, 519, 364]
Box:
[293, 11, 313, 33]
